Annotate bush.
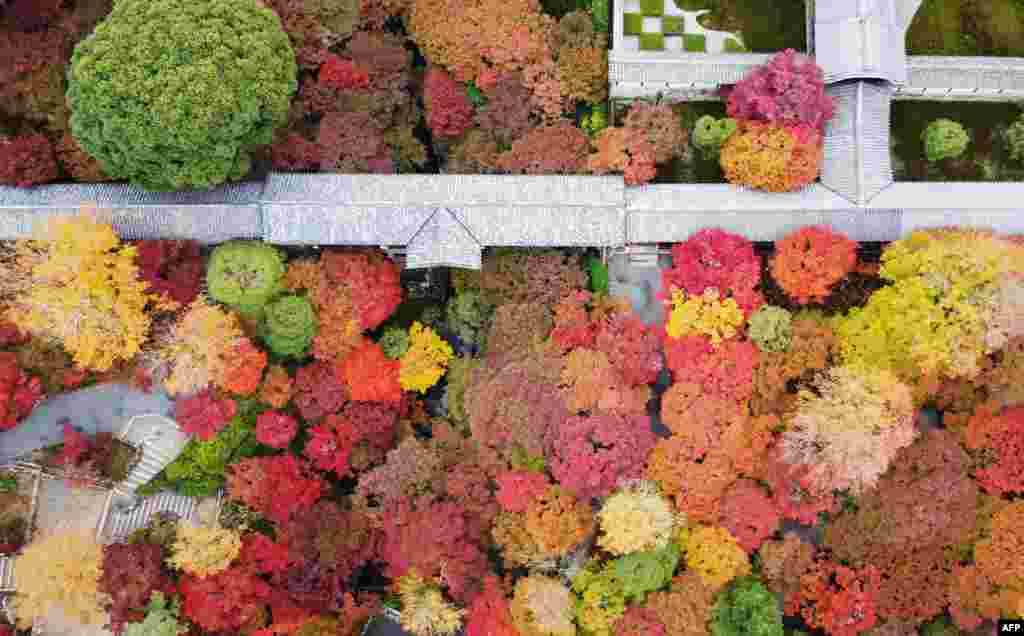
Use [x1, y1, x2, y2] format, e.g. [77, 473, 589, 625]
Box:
[781, 366, 917, 496]
[1006, 114, 1024, 163]
[711, 577, 784, 636]
[0, 352, 44, 432]
[683, 526, 751, 592]
[158, 297, 245, 397]
[746, 305, 793, 353]
[167, 521, 242, 579]
[510, 575, 575, 636]
[592, 0, 610, 33]
[598, 481, 676, 556]
[662, 228, 763, 316]
[221, 339, 267, 396]
[66, 0, 297, 190]
[380, 327, 411, 359]
[424, 67, 475, 140]
[546, 413, 656, 500]
[179, 567, 271, 633]
[2, 216, 155, 372]
[613, 543, 681, 601]
[572, 561, 628, 635]
[719, 121, 822, 192]
[693, 116, 738, 159]
[726, 49, 835, 130]
[11, 530, 106, 630]
[174, 390, 238, 441]
[122, 592, 188, 636]
[226, 454, 324, 525]
[0, 134, 59, 188]
[262, 294, 317, 358]
[399, 322, 454, 393]
[771, 225, 858, 305]
[99, 543, 175, 633]
[135, 240, 204, 307]
[206, 241, 286, 317]
[922, 118, 969, 162]
[397, 572, 466, 636]
[159, 410, 259, 497]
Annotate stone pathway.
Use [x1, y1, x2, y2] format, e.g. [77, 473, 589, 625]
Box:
[0, 383, 172, 466]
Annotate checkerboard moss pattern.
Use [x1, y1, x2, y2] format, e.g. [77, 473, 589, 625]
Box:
[622, 0, 709, 52]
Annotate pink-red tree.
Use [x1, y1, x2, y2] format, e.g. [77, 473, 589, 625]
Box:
[424, 67, 475, 140]
[662, 229, 764, 315]
[174, 390, 238, 441]
[226, 455, 325, 525]
[546, 413, 656, 500]
[255, 411, 299, 449]
[0, 134, 59, 188]
[725, 49, 835, 130]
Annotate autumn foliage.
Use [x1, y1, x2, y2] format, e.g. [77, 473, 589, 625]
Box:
[788, 561, 882, 636]
[719, 121, 823, 193]
[963, 402, 1024, 495]
[0, 134, 59, 188]
[226, 455, 325, 525]
[662, 229, 763, 316]
[726, 49, 835, 130]
[180, 567, 273, 633]
[771, 226, 858, 304]
[0, 352, 43, 431]
[174, 390, 238, 441]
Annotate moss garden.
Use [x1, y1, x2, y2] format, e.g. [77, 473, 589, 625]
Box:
[2, 1, 1024, 636]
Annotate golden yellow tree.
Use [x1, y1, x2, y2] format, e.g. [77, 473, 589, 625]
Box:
[167, 521, 242, 578]
[12, 529, 108, 629]
[0, 213, 160, 372]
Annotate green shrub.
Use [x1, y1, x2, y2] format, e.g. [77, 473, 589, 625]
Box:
[684, 33, 707, 51]
[0, 471, 16, 493]
[158, 401, 261, 497]
[1006, 114, 1024, 163]
[587, 255, 609, 295]
[624, 12, 644, 35]
[66, 0, 297, 191]
[262, 295, 316, 358]
[592, 0, 610, 34]
[639, 0, 664, 16]
[921, 118, 969, 162]
[380, 327, 411, 359]
[206, 241, 285, 317]
[446, 290, 490, 349]
[693, 115, 738, 159]
[640, 33, 665, 50]
[711, 577, 784, 636]
[662, 15, 684, 34]
[747, 305, 793, 353]
[581, 104, 610, 138]
[122, 592, 188, 636]
[127, 512, 180, 550]
[612, 543, 680, 601]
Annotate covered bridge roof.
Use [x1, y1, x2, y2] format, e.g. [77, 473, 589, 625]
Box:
[261, 174, 626, 269]
[0, 181, 263, 243]
[815, 0, 922, 84]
